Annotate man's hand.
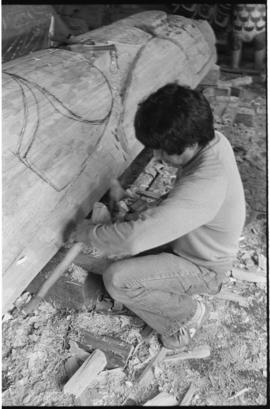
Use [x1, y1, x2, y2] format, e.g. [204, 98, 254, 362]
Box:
[69, 219, 107, 258]
[69, 219, 94, 245]
[70, 202, 112, 245]
[68, 201, 113, 258]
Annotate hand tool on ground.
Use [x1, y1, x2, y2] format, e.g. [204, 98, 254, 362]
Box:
[22, 242, 84, 315]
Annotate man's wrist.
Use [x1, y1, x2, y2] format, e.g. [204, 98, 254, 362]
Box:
[82, 243, 104, 258]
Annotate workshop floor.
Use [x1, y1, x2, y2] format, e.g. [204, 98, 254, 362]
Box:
[2, 70, 267, 406]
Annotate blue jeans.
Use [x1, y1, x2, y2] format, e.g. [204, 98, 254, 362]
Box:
[102, 251, 224, 335]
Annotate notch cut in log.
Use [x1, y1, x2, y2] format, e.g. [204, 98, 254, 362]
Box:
[3, 10, 216, 313]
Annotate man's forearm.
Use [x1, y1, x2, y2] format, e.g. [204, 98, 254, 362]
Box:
[85, 166, 227, 258]
[87, 220, 136, 258]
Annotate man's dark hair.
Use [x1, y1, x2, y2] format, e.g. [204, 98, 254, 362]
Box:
[134, 83, 215, 155]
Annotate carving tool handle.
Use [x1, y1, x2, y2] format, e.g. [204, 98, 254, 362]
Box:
[23, 242, 83, 315]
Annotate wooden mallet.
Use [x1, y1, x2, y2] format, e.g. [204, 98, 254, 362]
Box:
[23, 202, 111, 315]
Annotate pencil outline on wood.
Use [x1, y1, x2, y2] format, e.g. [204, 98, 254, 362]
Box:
[3, 17, 214, 192]
[3, 62, 114, 192]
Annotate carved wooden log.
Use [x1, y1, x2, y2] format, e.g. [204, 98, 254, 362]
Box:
[2, 10, 216, 312]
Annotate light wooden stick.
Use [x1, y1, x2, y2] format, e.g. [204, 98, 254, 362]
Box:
[23, 242, 84, 315]
[231, 268, 266, 283]
[214, 289, 249, 307]
[23, 202, 111, 315]
[164, 344, 211, 362]
[180, 382, 197, 406]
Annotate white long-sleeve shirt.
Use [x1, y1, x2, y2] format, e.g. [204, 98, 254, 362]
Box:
[87, 131, 246, 274]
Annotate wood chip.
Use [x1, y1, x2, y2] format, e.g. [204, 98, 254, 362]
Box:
[214, 288, 249, 307]
[122, 347, 167, 405]
[228, 387, 250, 401]
[63, 349, 107, 398]
[68, 340, 92, 361]
[64, 356, 83, 380]
[258, 254, 267, 272]
[137, 347, 167, 385]
[180, 382, 197, 405]
[143, 391, 178, 406]
[164, 344, 211, 362]
[231, 267, 266, 283]
[137, 189, 161, 199]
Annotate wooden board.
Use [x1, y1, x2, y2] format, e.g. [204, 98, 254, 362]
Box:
[2, 10, 216, 313]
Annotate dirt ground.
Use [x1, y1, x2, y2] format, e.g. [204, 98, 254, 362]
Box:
[2, 70, 267, 406]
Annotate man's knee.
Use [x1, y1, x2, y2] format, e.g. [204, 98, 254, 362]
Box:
[103, 262, 126, 299]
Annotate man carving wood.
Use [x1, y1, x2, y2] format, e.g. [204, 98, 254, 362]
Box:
[71, 84, 246, 352]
